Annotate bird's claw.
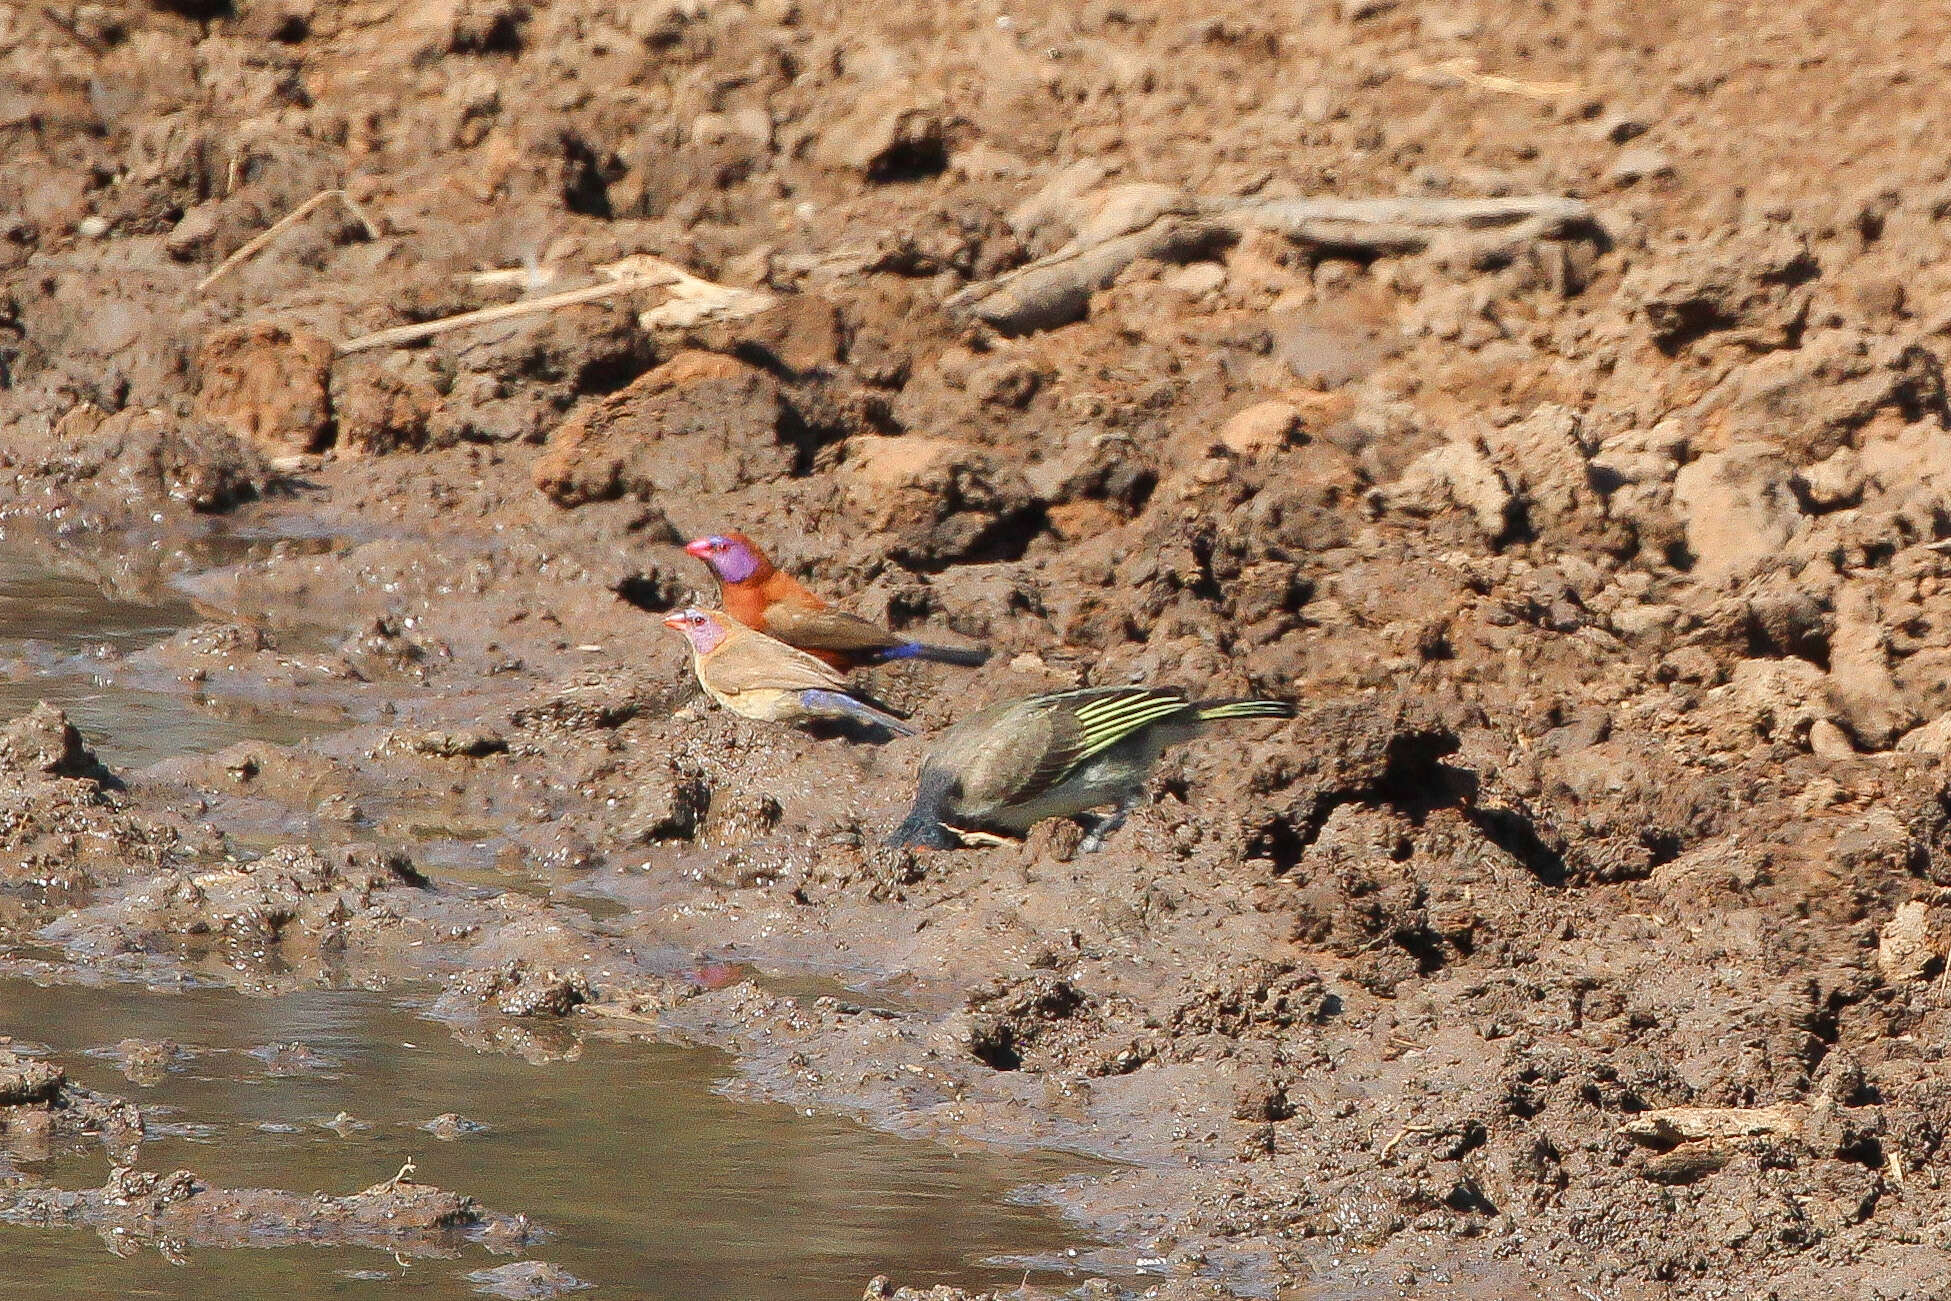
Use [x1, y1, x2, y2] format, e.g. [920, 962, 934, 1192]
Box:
[1077, 801, 1138, 853]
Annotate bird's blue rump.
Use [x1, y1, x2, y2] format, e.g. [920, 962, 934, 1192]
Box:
[797, 688, 917, 736]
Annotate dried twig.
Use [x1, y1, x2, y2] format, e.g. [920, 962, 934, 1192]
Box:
[337, 272, 680, 354]
[344, 255, 774, 355]
[1404, 57, 1580, 98]
[462, 265, 563, 290]
[368, 1158, 418, 1194]
[198, 189, 382, 293]
[1378, 1124, 1437, 1161]
[947, 189, 1602, 334]
[602, 253, 777, 330]
[943, 824, 1017, 848]
[1220, 193, 1597, 250]
[943, 211, 1226, 335]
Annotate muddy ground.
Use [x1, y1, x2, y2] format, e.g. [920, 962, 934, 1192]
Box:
[4, 1, 1951, 1296]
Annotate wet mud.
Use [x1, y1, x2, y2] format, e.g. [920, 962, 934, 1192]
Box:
[3, 2, 1951, 1298]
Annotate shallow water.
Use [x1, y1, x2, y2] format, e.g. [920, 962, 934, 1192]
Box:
[0, 538, 1113, 1298]
[0, 980, 1102, 1300]
[0, 544, 329, 769]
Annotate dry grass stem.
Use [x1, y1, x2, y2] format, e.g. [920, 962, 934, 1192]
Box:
[198, 189, 382, 294]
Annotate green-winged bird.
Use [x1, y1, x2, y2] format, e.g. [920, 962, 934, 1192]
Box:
[888, 685, 1295, 851]
[662, 607, 915, 738]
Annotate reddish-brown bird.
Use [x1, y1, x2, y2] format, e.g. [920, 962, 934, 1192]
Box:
[684, 532, 989, 673]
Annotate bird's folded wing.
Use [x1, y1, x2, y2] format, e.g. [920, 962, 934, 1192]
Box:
[1002, 688, 1191, 799]
[764, 602, 903, 652]
[958, 704, 1082, 807]
[1066, 688, 1194, 764]
[706, 633, 848, 694]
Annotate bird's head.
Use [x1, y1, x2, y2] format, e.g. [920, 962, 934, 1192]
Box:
[661, 607, 731, 653]
[684, 532, 768, 584]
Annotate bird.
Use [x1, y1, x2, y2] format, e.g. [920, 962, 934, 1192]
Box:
[661, 607, 916, 737]
[889, 685, 1296, 852]
[684, 532, 989, 672]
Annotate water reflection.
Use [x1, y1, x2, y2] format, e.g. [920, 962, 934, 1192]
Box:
[1, 980, 1103, 1301]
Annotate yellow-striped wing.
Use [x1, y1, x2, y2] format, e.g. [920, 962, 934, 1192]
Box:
[1010, 686, 1193, 800]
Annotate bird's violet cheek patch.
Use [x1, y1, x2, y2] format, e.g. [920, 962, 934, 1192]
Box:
[717, 542, 759, 584]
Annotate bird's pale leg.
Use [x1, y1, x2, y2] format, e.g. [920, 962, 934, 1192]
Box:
[1078, 792, 1143, 853]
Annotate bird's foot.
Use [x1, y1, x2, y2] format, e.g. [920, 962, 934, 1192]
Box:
[1077, 799, 1140, 853]
[1076, 817, 1120, 854]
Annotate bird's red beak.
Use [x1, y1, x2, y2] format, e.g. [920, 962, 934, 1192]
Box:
[661, 611, 687, 630]
[684, 538, 713, 559]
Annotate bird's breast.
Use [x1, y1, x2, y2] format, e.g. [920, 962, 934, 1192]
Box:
[719, 586, 769, 627]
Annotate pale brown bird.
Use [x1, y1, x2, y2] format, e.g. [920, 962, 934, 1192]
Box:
[662, 608, 914, 737]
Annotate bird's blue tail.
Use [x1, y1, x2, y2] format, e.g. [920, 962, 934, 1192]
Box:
[799, 689, 917, 737]
[872, 641, 991, 668]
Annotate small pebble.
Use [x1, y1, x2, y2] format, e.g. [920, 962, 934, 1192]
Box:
[421, 1112, 490, 1140]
